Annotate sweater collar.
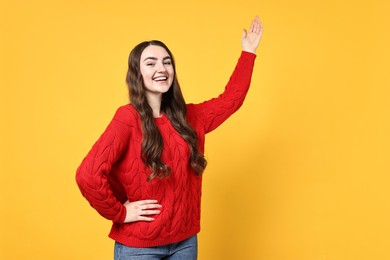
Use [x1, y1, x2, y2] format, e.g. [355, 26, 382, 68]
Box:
[154, 113, 168, 125]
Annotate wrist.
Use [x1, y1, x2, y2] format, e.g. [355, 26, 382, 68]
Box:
[242, 48, 257, 54]
[242, 49, 257, 55]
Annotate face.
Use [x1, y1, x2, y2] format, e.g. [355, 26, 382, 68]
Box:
[140, 45, 174, 98]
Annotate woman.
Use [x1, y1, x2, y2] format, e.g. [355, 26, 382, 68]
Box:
[76, 16, 263, 259]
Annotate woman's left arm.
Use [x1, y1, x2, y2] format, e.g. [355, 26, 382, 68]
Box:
[189, 16, 263, 133]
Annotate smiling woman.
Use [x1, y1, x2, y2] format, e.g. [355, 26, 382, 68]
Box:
[75, 16, 263, 259]
[125, 40, 208, 183]
[140, 45, 175, 115]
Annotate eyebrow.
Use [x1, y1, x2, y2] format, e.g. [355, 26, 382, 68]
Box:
[143, 56, 172, 62]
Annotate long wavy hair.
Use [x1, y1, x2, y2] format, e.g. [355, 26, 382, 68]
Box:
[126, 40, 207, 181]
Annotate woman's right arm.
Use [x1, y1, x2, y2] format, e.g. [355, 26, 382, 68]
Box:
[76, 106, 162, 223]
[75, 106, 131, 223]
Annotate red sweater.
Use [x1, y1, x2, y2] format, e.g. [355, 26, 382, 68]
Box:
[76, 51, 256, 247]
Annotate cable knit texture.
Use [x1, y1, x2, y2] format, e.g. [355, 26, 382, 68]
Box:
[76, 51, 256, 247]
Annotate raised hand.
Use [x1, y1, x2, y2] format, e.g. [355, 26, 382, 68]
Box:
[242, 16, 263, 54]
[123, 199, 162, 223]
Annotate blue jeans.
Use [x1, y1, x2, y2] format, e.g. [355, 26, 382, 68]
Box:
[114, 235, 198, 260]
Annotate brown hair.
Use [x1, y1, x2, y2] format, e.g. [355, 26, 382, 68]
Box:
[126, 40, 207, 181]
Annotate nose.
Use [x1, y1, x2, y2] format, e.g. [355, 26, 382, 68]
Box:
[157, 62, 167, 72]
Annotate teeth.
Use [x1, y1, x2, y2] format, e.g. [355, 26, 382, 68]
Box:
[154, 76, 167, 81]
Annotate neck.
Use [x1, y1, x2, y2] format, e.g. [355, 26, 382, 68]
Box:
[146, 92, 163, 118]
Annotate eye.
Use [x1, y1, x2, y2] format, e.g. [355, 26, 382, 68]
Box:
[163, 60, 172, 65]
[146, 63, 155, 66]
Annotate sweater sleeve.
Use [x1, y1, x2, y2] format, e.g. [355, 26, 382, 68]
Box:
[75, 106, 132, 223]
[189, 51, 256, 134]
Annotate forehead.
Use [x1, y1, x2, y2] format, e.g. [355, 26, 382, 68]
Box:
[140, 45, 171, 60]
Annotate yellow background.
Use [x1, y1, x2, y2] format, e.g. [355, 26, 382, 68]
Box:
[1, 0, 389, 259]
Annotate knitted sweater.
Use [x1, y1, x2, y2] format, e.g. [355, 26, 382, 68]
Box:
[76, 51, 256, 248]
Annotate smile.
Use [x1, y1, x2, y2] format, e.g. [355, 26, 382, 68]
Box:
[153, 76, 168, 82]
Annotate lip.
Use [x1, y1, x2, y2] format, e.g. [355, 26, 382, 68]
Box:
[152, 74, 169, 83]
[153, 76, 168, 81]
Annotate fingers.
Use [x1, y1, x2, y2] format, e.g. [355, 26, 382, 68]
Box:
[138, 216, 155, 221]
[249, 18, 255, 33]
[242, 16, 263, 53]
[242, 29, 247, 39]
[137, 201, 161, 220]
[124, 199, 162, 223]
[136, 200, 161, 209]
[141, 205, 161, 212]
[243, 16, 263, 41]
[141, 209, 161, 215]
[251, 16, 262, 34]
[256, 17, 263, 34]
[138, 199, 159, 205]
[135, 208, 161, 222]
